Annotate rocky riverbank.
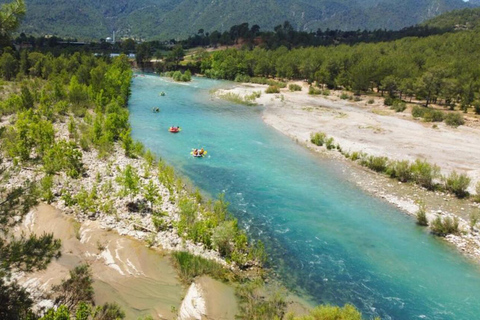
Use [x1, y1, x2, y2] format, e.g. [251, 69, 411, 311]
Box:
[215, 82, 480, 264]
[2, 114, 242, 318]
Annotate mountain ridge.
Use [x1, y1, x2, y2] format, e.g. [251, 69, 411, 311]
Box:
[2, 0, 477, 40]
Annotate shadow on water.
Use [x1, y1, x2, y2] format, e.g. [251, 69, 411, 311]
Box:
[129, 74, 480, 320]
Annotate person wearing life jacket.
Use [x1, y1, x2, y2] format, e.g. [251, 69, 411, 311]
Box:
[200, 148, 204, 155]
[193, 149, 198, 156]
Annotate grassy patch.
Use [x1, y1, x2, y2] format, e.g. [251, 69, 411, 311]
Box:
[171, 251, 233, 283]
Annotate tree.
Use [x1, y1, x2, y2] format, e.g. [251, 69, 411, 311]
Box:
[52, 264, 94, 312]
[135, 42, 151, 68]
[0, 0, 25, 46]
[0, 51, 18, 80]
[167, 44, 185, 68]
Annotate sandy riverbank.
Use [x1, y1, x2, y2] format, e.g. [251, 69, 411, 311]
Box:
[215, 82, 480, 262]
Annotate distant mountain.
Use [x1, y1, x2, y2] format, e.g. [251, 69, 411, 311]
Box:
[422, 6, 480, 29]
[3, 0, 479, 40]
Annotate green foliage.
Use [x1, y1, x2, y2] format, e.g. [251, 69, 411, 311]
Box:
[474, 182, 480, 203]
[218, 92, 257, 106]
[212, 220, 237, 257]
[40, 175, 54, 204]
[20, 85, 34, 110]
[4, 110, 55, 161]
[444, 170, 471, 198]
[41, 305, 71, 320]
[416, 202, 428, 226]
[235, 74, 251, 83]
[308, 86, 322, 95]
[431, 216, 459, 236]
[43, 140, 84, 178]
[367, 98, 375, 104]
[92, 302, 125, 320]
[52, 264, 94, 311]
[360, 155, 388, 173]
[410, 159, 440, 190]
[444, 112, 465, 127]
[265, 85, 280, 94]
[288, 84, 302, 91]
[286, 304, 364, 320]
[469, 212, 478, 232]
[412, 106, 444, 122]
[310, 132, 326, 146]
[390, 100, 407, 112]
[171, 251, 230, 283]
[325, 137, 335, 150]
[116, 165, 140, 196]
[386, 160, 413, 182]
[236, 280, 286, 320]
[167, 70, 192, 82]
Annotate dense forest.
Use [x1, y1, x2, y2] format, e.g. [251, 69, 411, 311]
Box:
[194, 29, 480, 112]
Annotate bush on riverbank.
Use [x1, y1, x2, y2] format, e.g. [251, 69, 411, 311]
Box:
[265, 85, 280, 94]
[445, 112, 465, 127]
[310, 132, 326, 146]
[163, 70, 192, 82]
[311, 133, 475, 199]
[431, 216, 459, 236]
[285, 304, 365, 320]
[411, 159, 440, 190]
[171, 251, 232, 283]
[217, 92, 258, 106]
[416, 202, 429, 226]
[308, 86, 322, 95]
[289, 84, 302, 92]
[444, 171, 471, 198]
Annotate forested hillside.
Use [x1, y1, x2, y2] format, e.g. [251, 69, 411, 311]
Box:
[0, 0, 476, 40]
[197, 29, 480, 112]
[423, 6, 480, 29]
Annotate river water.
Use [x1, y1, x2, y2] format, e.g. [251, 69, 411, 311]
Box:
[128, 74, 480, 319]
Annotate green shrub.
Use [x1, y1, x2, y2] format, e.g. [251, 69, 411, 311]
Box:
[367, 98, 375, 104]
[423, 109, 444, 122]
[152, 216, 167, 231]
[353, 96, 362, 102]
[266, 79, 286, 88]
[416, 202, 428, 226]
[444, 112, 465, 127]
[469, 212, 478, 231]
[411, 159, 440, 190]
[384, 96, 394, 106]
[286, 304, 363, 320]
[234, 74, 251, 83]
[430, 216, 459, 236]
[171, 251, 230, 283]
[288, 84, 302, 92]
[474, 182, 480, 203]
[386, 160, 413, 182]
[444, 170, 471, 198]
[308, 86, 322, 95]
[390, 100, 407, 112]
[349, 151, 362, 161]
[340, 93, 349, 100]
[265, 85, 280, 94]
[411, 105, 427, 118]
[322, 89, 330, 96]
[361, 155, 388, 172]
[310, 132, 326, 146]
[325, 137, 335, 150]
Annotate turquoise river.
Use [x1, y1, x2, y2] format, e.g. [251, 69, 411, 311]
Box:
[128, 74, 480, 319]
